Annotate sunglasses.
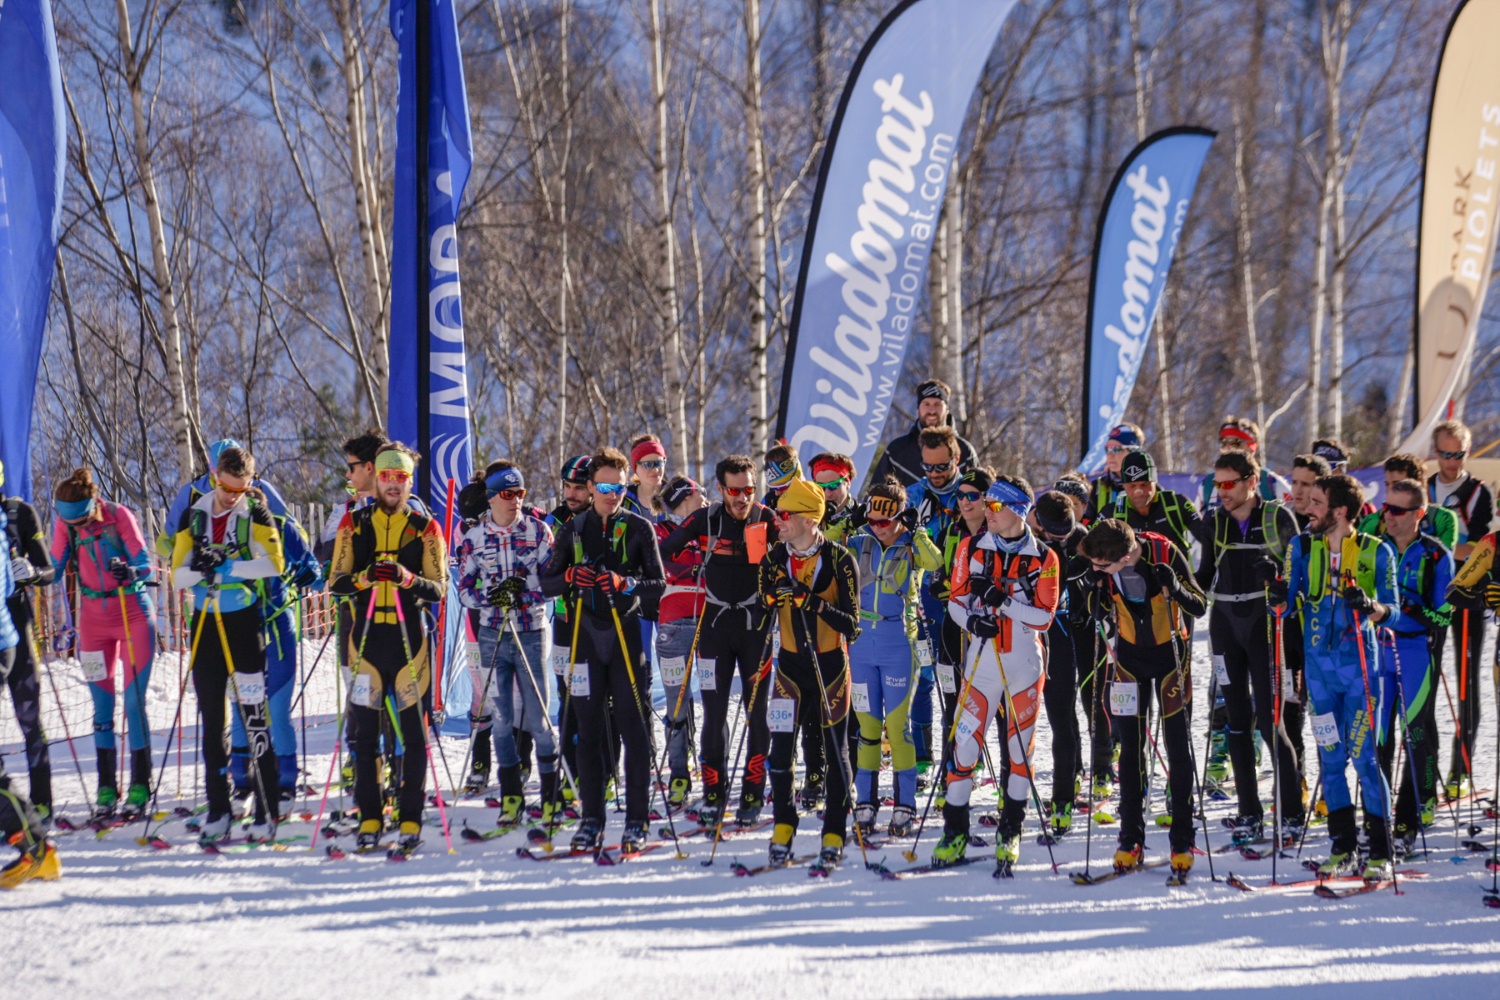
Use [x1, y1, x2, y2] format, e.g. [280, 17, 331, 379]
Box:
[1383, 501, 1421, 516]
[816, 477, 850, 492]
[722, 485, 756, 497]
[1436, 448, 1467, 461]
[956, 490, 984, 503]
[773, 508, 796, 521]
[983, 500, 1006, 513]
[593, 482, 627, 496]
[866, 517, 894, 529]
[922, 460, 955, 473]
[375, 470, 410, 484]
[1213, 476, 1249, 491]
[492, 488, 527, 501]
[1105, 445, 1128, 455]
[345, 460, 363, 472]
[637, 459, 666, 471]
[216, 480, 252, 494]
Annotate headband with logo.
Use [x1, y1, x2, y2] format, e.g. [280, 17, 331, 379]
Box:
[985, 479, 1033, 519]
[485, 467, 525, 496]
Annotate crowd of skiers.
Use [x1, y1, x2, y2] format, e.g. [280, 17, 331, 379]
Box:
[1, 378, 1498, 887]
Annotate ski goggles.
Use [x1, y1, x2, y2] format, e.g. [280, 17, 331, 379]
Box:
[984, 480, 1032, 519]
[593, 481, 628, 496]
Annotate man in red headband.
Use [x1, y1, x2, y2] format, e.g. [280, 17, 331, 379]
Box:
[1195, 416, 1291, 512]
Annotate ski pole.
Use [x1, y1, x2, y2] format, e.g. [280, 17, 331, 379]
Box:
[606, 594, 683, 851]
[1350, 604, 1399, 894]
[1383, 631, 1432, 861]
[308, 588, 374, 853]
[1434, 665, 1472, 846]
[1485, 616, 1499, 905]
[906, 634, 984, 863]
[38, 635, 91, 809]
[795, 604, 870, 870]
[1166, 612, 1215, 883]
[135, 637, 198, 847]
[702, 629, 774, 867]
[388, 571, 455, 854]
[1270, 613, 1284, 884]
[507, 615, 582, 840]
[989, 632, 1057, 875]
[450, 623, 502, 806]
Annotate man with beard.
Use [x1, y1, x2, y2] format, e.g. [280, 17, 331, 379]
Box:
[871, 379, 976, 488]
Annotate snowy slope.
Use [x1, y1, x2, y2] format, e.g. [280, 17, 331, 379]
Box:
[6, 632, 1500, 999]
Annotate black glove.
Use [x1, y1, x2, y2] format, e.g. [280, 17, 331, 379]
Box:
[1147, 561, 1178, 593]
[1265, 577, 1290, 605]
[973, 575, 1006, 609]
[486, 575, 525, 609]
[1401, 600, 1448, 632]
[1066, 554, 1092, 581]
[108, 556, 133, 584]
[969, 614, 1000, 640]
[1342, 584, 1376, 615]
[767, 577, 796, 607]
[1446, 586, 1491, 612]
[896, 508, 919, 531]
[190, 544, 227, 575]
[1252, 558, 1281, 587]
[1088, 587, 1112, 624]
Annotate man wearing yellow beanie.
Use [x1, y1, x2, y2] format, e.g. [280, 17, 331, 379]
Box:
[759, 476, 861, 873]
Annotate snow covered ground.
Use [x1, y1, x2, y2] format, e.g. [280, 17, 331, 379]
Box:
[7, 630, 1500, 999]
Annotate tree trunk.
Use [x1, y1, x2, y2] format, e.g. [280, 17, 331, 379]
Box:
[1325, 0, 1349, 441]
[745, 0, 770, 455]
[649, 0, 687, 469]
[115, 0, 198, 480]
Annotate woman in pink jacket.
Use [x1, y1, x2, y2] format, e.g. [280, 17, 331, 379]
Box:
[49, 469, 156, 817]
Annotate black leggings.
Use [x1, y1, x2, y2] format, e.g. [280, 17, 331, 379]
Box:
[1211, 605, 1303, 821]
[1043, 619, 1087, 805]
[191, 608, 278, 821]
[769, 648, 851, 841]
[350, 690, 427, 826]
[698, 618, 771, 801]
[3, 620, 49, 810]
[1114, 642, 1195, 852]
[1433, 613, 1487, 778]
[572, 615, 653, 824]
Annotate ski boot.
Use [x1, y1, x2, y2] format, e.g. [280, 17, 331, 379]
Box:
[1167, 848, 1193, 884]
[392, 821, 420, 858]
[498, 796, 525, 828]
[1113, 840, 1144, 873]
[667, 776, 691, 811]
[696, 791, 725, 831]
[888, 805, 916, 839]
[853, 802, 878, 838]
[816, 833, 843, 868]
[1, 839, 60, 889]
[620, 821, 649, 855]
[121, 783, 151, 820]
[339, 755, 356, 790]
[245, 819, 277, 845]
[355, 819, 382, 853]
[1317, 805, 1359, 877]
[797, 772, 826, 813]
[1420, 798, 1437, 828]
[931, 804, 971, 868]
[1226, 814, 1264, 845]
[735, 790, 764, 828]
[1361, 815, 1394, 881]
[1446, 772, 1472, 802]
[93, 749, 119, 820]
[767, 823, 796, 866]
[1205, 726, 1230, 794]
[1392, 822, 1418, 861]
[1050, 802, 1073, 840]
[1090, 770, 1115, 803]
[1282, 814, 1307, 847]
[571, 817, 604, 853]
[463, 763, 490, 796]
[197, 813, 233, 847]
[993, 832, 1020, 878]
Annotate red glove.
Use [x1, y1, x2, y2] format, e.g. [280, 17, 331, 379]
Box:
[564, 565, 596, 590]
[596, 571, 629, 594]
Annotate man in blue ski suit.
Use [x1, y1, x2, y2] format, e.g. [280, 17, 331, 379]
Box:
[1275, 473, 1401, 879]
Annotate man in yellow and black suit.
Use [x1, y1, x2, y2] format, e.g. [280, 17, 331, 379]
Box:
[328, 443, 447, 854]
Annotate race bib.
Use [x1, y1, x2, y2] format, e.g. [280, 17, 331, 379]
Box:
[466, 639, 482, 669]
[1109, 681, 1140, 717]
[851, 682, 872, 715]
[1212, 654, 1230, 687]
[552, 647, 570, 677]
[661, 655, 688, 688]
[1312, 711, 1340, 750]
[767, 698, 796, 733]
[697, 657, 718, 692]
[350, 674, 374, 708]
[955, 710, 982, 744]
[231, 673, 267, 705]
[80, 649, 109, 684]
[569, 663, 591, 698]
[915, 638, 935, 667]
[936, 662, 956, 695]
